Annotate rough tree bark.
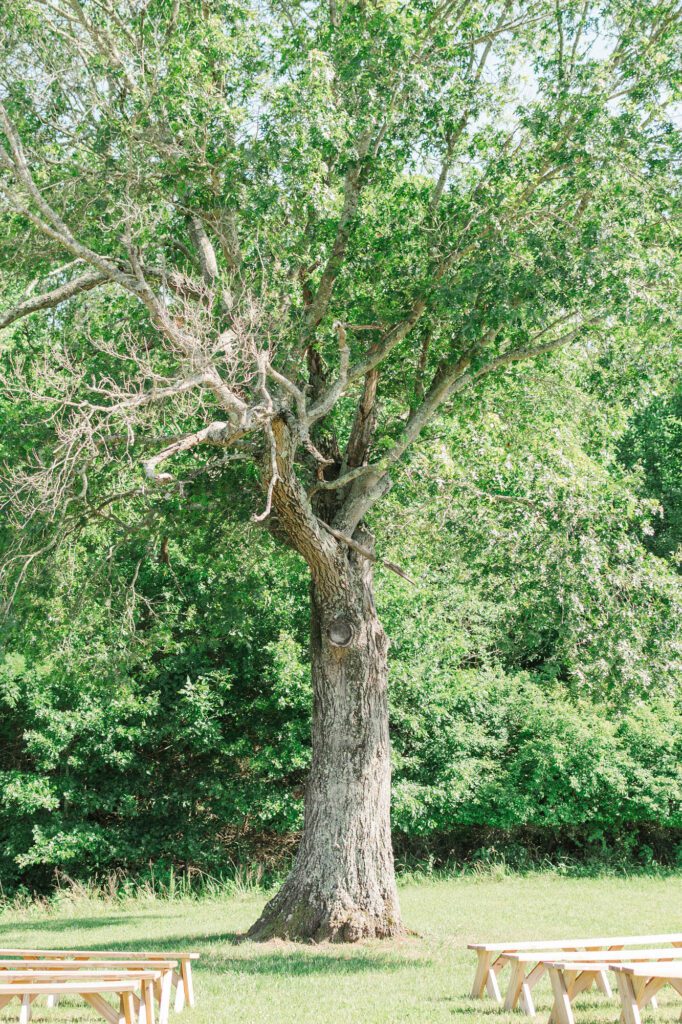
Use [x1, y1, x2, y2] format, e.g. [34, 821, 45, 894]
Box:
[247, 530, 403, 942]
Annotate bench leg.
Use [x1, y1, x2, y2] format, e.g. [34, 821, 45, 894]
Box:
[505, 962, 527, 1010]
[121, 990, 136, 1024]
[19, 994, 32, 1024]
[144, 979, 155, 1024]
[521, 963, 545, 1017]
[596, 971, 613, 998]
[133, 992, 145, 1024]
[81, 993, 121, 1024]
[665, 980, 682, 1023]
[548, 967, 576, 1024]
[471, 952, 492, 999]
[487, 962, 503, 1005]
[521, 981, 537, 1018]
[616, 971, 643, 1024]
[159, 969, 173, 1024]
[180, 961, 195, 1010]
[173, 971, 185, 1013]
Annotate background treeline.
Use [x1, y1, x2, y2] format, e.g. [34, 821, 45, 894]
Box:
[0, 335, 680, 894]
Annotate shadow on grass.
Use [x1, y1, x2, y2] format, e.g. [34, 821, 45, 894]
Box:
[197, 952, 429, 976]
[0, 926, 426, 977]
[58, 935, 422, 974]
[48, 932, 244, 950]
[446, 1004, 516, 1016]
[445, 995, 611, 1018]
[0, 917, 143, 934]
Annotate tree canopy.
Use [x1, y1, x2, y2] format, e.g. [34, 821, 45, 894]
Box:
[0, 0, 679, 579]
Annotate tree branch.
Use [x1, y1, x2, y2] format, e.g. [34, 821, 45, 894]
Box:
[343, 368, 379, 470]
[0, 271, 108, 329]
[317, 520, 416, 585]
[345, 299, 428, 386]
[304, 129, 373, 331]
[473, 318, 602, 381]
[187, 214, 219, 285]
[142, 421, 242, 483]
[268, 416, 339, 583]
[307, 321, 350, 424]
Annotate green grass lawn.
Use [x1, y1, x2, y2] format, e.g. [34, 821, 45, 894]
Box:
[0, 873, 681, 1024]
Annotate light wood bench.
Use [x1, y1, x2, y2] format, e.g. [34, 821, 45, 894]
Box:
[468, 934, 682, 1010]
[543, 955, 682, 1024]
[0, 949, 198, 1014]
[505, 948, 682, 1016]
[0, 975, 155, 1024]
[612, 963, 682, 1024]
[0, 961, 176, 1024]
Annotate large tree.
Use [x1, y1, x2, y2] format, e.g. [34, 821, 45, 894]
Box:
[0, 0, 679, 940]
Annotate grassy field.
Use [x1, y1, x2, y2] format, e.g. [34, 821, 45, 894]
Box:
[0, 873, 680, 1024]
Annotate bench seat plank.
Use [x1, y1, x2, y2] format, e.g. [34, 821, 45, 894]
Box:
[0, 950, 199, 960]
[507, 948, 682, 964]
[612, 963, 682, 978]
[0, 975, 157, 1024]
[0, 980, 140, 994]
[0, 970, 158, 981]
[0, 960, 177, 969]
[469, 933, 682, 952]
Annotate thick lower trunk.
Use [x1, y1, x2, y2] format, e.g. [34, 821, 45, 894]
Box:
[247, 546, 403, 942]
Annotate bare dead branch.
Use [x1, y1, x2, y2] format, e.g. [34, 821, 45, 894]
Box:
[253, 353, 280, 522]
[254, 418, 279, 522]
[317, 520, 416, 585]
[142, 421, 241, 483]
[309, 463, 373, 497]
[0, 270, 108, 329]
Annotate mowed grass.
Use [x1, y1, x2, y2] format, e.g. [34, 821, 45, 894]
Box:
[0, 873, 680, 1024]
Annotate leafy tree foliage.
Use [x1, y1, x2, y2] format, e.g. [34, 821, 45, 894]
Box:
[620, 384, 682, 563]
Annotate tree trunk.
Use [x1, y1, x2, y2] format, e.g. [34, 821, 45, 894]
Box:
[247, 541, 403, 942]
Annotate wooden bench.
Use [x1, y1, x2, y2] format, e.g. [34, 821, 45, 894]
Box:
[612, 963, 682, 1024]
[544, 956, 682, 1024]
[0, 949, 198, 1014]
[467, 934, 682, 1010]
[0, 960, 176, 1024]
[0, 975, 155, 1024]
[505, 947, 682, 1016]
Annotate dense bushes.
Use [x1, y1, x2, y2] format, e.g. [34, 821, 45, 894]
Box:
[1, 633, 680, 892]
[391, 668, 682, 860]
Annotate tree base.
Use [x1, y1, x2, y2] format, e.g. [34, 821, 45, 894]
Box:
[247, 877, 405, 943]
